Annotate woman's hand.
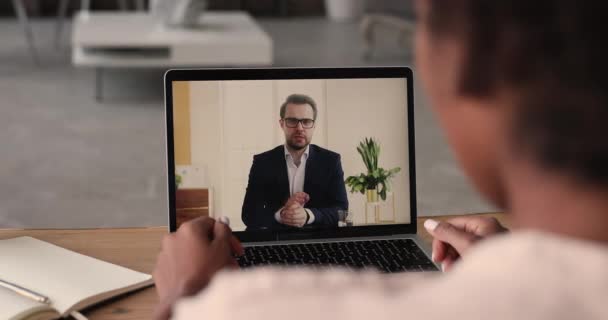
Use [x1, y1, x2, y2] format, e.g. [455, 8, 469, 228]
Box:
[153, 216, 244, 320]
[424, 216, 508, 272]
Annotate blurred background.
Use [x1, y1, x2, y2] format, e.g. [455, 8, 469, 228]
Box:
[0, 0, 493, 228]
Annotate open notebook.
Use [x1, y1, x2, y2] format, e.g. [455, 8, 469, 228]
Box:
[0, 237, 154, 320]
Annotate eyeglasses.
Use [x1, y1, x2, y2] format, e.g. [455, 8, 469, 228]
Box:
[283, 118, 315, 129]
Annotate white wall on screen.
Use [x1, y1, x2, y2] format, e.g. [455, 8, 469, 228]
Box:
[187, 78, 410, 231]
[326, 78, 410, 225]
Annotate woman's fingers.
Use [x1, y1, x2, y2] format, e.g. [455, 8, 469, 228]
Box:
[425, 219, 480, 255]
[431, 238, 448, 262]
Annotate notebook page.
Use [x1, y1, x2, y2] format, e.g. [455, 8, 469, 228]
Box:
[0, 237, 152, 314]
[0, 286, 56, 320]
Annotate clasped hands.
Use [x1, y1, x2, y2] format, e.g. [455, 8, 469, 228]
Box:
[279, 192, 310, 228]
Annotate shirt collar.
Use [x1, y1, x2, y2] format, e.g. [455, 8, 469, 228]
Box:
[284, 144, 310, 160]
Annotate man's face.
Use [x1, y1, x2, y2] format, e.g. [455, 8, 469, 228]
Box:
[280, 103, 316, 151]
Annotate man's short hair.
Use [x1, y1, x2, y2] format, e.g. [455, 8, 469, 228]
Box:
[280, 94, 317, 120]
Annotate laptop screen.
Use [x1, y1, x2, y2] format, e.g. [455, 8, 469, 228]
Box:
[166, 68, 416, 240]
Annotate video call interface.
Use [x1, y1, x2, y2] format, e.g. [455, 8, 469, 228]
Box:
[172, 77, 411, 232]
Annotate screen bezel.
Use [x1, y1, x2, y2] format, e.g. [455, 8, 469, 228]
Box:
[164, 67, 417, 242]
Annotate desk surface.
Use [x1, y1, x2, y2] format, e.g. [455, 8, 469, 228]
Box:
[0, 213, 507, 320]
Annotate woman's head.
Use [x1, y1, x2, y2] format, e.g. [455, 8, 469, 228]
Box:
[415, 0, 608, 208]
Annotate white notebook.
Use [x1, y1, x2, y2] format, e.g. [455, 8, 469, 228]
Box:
[0, 236, 154, 320]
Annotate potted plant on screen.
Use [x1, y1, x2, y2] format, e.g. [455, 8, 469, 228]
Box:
[175, 173, 182, 189]
[345, 137, 401, 202]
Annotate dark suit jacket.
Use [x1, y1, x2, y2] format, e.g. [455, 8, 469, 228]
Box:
[242, 144, 349, 230]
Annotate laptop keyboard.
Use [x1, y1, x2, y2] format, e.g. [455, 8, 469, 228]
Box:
[237, 238, 439, 273]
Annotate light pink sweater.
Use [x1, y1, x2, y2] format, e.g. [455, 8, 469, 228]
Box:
[174, 232, 608, 320]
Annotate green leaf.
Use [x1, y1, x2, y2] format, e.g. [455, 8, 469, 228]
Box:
[357, 137, 380, 173]
[354, 184, 364, 193]
[379, 189, 387, 201]
[388, 167, 401, 176]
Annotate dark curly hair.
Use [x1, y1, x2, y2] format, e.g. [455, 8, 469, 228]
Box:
[428, 0, 608, 186]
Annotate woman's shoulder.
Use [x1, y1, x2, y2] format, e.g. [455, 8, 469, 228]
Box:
[463, 230, 608, 267]
[444, 231, 608, 312]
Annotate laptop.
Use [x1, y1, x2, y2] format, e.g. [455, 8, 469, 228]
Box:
[164, 67, 439, 273]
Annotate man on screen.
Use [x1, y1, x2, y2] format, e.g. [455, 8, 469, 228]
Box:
[241, 94, 348, 230]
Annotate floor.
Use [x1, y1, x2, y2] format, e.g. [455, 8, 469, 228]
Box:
[0, 17, 493, 228]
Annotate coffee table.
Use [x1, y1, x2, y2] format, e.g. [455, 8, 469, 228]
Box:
[72, 11, 274, 101]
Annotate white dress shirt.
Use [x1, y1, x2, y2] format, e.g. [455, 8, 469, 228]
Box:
[274, 145, 315, 225]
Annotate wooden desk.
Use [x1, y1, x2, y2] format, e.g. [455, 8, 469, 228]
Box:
[0, 212, 506, 320]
